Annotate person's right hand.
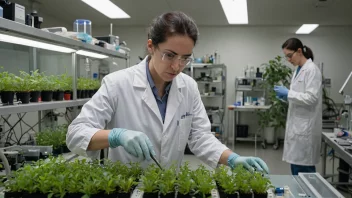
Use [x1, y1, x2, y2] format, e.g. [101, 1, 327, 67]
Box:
[108, 128, 156, 161]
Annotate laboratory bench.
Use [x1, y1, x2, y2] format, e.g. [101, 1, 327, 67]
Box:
[322, 132, 352, 193]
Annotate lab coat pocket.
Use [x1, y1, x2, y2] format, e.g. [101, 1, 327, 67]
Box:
[178, 117, 192, 151]
[292, 116, 310, 136]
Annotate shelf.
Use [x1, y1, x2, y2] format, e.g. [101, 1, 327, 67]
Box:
[236, 136, 262, 142]
[227, 105, 271, 112]
[236, 87, 264, 92]
[190, 63, 225, 69]
[0, 99, 90, 116]
[0, 18, 128, 59]
[197, 81, 223, 84]
[201, 95, 224, 98]
[236, 77, 263, 80]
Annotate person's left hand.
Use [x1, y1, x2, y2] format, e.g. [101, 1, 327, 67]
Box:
[274, 85, 289, 98]
[228, 153, 269, 174]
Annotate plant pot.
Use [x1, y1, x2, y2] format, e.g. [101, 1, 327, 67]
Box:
[160, 192, 174, 198]
[4, 191, 23, 198]
[16, 92, 30, 104]
[63, 145, 70, 153]
[64, 93, 71, 100]
[30, 91, 41, 102]
[89, 90, 95, 98]
[254, 193, 267, 198]
[225, 194, 238, 198]
[91, 192, 118, 198]
[177, 194, 193, 198]
[54, 91, 64, 101]
[52, 91, 58, 101]
[52, 147, 63, 155]
[77, 90, 83, 99]
[143, 192, 159, 198]
[66, 193, 85, 198]
[239, 193, 252, 198]
[41, 91, 53, 102]
[117, 192, 131, 198]
[1, 91, 15, 105]
[84, 90, 89, 98]
[24, 192, 47, 198]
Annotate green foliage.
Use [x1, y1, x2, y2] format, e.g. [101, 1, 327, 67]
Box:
[176, 162, 196, 195]
[140, 164, 161, 193]
[4, 157, 142, 197]
[0, 71, 18, 91]
[257, 56, 293, 131]
[215, 165, 272, 195]
[35, 125, 68, 149]
[78, 77, 101, 90]
[191, 165, 215, 197]
[159, 165, 177, 195]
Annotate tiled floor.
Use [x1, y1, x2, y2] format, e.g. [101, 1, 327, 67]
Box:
[182, 142, 352, 197]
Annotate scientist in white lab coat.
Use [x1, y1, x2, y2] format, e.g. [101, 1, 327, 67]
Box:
[67, 11, 269, 173]
[274, 38, 322, 175]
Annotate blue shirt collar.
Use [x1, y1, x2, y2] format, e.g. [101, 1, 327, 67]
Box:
[146, 61, 172, 92]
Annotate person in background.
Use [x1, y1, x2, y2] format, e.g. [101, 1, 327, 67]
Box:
[67, 11, 269, 173]
[274, 38, 322, 175]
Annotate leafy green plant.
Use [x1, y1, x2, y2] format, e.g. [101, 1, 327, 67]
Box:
[119, 176, 137, 193]
[140, 164, 161, 193]
[177, 162, 197, 195]
[191, 165, 215, 198]
[249, 172, 272, 194]
[40, 74, 57, 91]
[35, 125, 68, 149]
[232, 165, 251, 194]
[257, 56, 293, 132]
[0, 71, 17, 91]
[158, 165, 177, 195]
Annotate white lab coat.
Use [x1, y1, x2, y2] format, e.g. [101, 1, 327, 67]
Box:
[67, 57, 229, 169]
[282, 59, 322, 166]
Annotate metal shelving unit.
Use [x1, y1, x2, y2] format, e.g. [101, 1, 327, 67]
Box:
[0, 18, 130, 133]
[183, 63, 226, 141]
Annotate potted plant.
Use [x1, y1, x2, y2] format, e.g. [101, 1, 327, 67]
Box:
[29, 70, 43, 102]
[40, 74, 56, 102]
[215, 165, 239, 198]
[14, 71, 32, 104]
[177, 162, 197, 198]
[35, 125, 68, 156]
[0, 71, 17, 105]
[140, 164, 161, 198]
[250, 172, 272, 198]
[52, 74, 69, 101]
[159, 165, 177, 198]
[62, 75, 73, 100]
[77, 77, 86, 99]
[257, 56, 292, 148]
[191, 165, 215, 198]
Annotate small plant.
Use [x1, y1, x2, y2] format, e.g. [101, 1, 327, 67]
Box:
[158, 165, 177, 196]
[119, 176, 137, 193]
[177, 162, 197, 196]
[140, 164, 161, 194]
[40, 74, 56, 91]
[35, 125, 68, 150]
[250, 172, 272, 194]
[191, 165, 215, 198]
[0, 71, 17, 91]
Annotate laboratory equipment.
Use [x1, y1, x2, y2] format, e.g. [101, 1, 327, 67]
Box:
[25, 10, 43, 28]
[0, 1, 25, 24]
[73, 19, 92, 36]
[338, 70, 352, 131]
[95, 23, 120, 51]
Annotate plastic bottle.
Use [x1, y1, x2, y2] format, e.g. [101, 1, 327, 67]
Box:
[250, 66, 255, 78]
[245, 65, 250, 78]
[214, 50, 218, 64]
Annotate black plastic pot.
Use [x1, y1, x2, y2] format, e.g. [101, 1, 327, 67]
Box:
[117, 192, 132, 198]
[239, 193, 252, 198]
[41, 91, 53, 102]
[89, 90, 95, 98]
[16, 92, 30, 104]
[4, 192, 22, 198]
[225, 194, 238, 198]
[52, 91, 58, 101]
[1, 91, 15, 105]
[177, 194, 193, 198]
[77, 90, 83, 99]
[91, 192, 118, 198]
[254, 193, 267, 198]
[65, 193, 85, 198]
[63, 145, 70, 153]
[143, 192, 159, 198]
[54, 91, 64, 101]
[160, 193, 174, 198]
[30, 91, 41, 102]
[84, 90, 89, 98]
[5, 192, 47, 198]
[52, 147, 63, 155]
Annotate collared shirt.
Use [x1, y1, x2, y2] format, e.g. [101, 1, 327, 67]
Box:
[146, 61, 172, 122]
[295, 66, 302, 78]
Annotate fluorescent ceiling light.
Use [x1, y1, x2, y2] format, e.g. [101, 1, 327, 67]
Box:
[296, 24, 319, 34]
[0, 33, 75, 53]
[82, 0, 130, 19]
[76, 50, 108, 59]
[220, 0, 248, 24]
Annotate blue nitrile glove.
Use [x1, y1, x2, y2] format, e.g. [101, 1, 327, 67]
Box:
[274, 85, 289, 98]
[108, 128, 156, 161]
[228, 153, 269, 174]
